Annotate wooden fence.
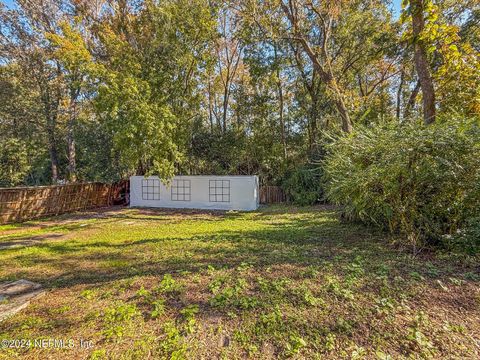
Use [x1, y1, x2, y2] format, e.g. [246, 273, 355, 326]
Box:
[0, 182, 283, 223]
[0, 182, 128, 224]
[259, 186, 286, 204]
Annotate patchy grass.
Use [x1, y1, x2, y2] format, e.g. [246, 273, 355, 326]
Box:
[0, 205, 479, 359]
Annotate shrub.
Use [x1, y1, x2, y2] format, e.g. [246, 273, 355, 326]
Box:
[323, 117, 480, 250]
[0, 138, 30, 187]
[282, 165, 323, 205]
[441, 217, 480, 255]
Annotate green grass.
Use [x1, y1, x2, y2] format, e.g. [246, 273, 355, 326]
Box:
[0, 205, 478, 359]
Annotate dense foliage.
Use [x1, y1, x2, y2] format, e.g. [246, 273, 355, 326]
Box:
[1, 0, 477, 187]
[449, 217, 480, 254]
[282, 165, 324, 205]
[0, 138, 30, 187]
[323, 117, 480, 249]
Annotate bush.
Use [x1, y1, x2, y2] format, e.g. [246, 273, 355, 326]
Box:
[282, 165, 323, 205]
[441, 217, 480, 255]
[323, 117, 480, 250]
[0, 138, 30, 187]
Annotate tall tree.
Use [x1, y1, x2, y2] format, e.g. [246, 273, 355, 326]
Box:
[217, 6, 243, 133]
[407, 0, 436, 124]
[93, 0, 217, 179]
[279, 0, 353, 133]
[0, 1, 67, 183]
[241, 0, 398, 134]
[47, 19, 94, 182]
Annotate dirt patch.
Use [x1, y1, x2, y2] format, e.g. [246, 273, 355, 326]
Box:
[0, 233, 67, 250]
[38, 205, 127, 226]
[0, 280, 45, 322]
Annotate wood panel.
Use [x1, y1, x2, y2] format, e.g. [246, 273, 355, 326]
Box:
[0, 181, 128, 224]
[259, 186, 286, 204]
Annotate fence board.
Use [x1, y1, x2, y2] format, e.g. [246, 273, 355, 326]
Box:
[259, 186, 286, 204]
[0, 181, 128, 224]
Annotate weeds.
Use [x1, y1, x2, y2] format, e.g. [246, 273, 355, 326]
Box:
[150, 299, 166, 319]
[103, 303, 139, 340]
[1, 206, 477, 359]
[159, 322, 187, 359]
[180, 305, 199, 334]
[157, 274, 182, 294]
[285, 334, 307, 356]
[406, 312, 435, 357]
[80, 289, 95, 300]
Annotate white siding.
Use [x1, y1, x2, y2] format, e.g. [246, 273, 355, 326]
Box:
[130, 175, 259, 211]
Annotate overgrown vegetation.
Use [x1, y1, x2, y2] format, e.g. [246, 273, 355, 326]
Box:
[282, 165, 324, 205]
[0, 1, 478, 187]
[0, 3, 479, 357]
[323, 116, 480, 251]
[444, 217, 480, 255]
[0, 206, 478, 358]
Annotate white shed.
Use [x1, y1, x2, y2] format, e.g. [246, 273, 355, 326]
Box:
[129, 175, 259, 211]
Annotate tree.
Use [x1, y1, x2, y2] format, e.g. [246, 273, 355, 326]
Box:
[93, 0, 217, 180]
[215, 6, 244, 133]
[0, 138, 30, 187]
[0, 0, 66, 183]
[0, 0, 476, 189]
[46, 19, 95, 182]
[279, 0, 353, 133]
[406, 0, 436, 124]
[402, 0, 480, 120]
[241, 0, 399, 134]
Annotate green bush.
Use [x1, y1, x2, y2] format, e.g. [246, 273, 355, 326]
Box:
[323, 117, 480, 250]
[282, 165, 323, 205]
[442, 217, 480, 255]
[0, 138, 30, 187]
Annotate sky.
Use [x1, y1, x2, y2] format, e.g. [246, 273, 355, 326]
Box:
[1, 0, 403, 18]
[2, 0, 13, 8]
[392, 0, 403, 17]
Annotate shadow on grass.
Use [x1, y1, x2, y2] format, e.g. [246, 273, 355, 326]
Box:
[2, 206, 478, 294]
[4, 217, 381, 283]
[0, 233, 66, 250]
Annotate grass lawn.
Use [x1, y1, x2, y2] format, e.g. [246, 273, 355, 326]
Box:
[0, 205, 479, 359]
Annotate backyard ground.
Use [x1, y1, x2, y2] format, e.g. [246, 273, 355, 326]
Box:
[0, 205, 479, 359]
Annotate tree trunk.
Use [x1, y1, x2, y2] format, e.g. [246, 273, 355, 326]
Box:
[49, 151, 59, 183]
[280, 1, 353, 133]
[67, 99, 77, 182]
[335, 95, 353, 133]
[208, 80, 214, 132]
[222, 85, 229, 133]
[40, 81, 60, 184]
[307, 53, 353, 133]
[410, 0, 436, 124]
[396, 69, 405, 120]
[308, 99, 318, 149]
[47, 128, 59, 184]
[66, 122, 76, 182]
[404, 80, 421, 118]
[278, 80, 287, 159]
[274, 48, 287, 160]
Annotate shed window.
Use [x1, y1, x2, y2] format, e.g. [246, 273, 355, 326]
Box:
[209, 180, 230, 202]
[142, 179, 160, 200]
[171, 179, 191, 201]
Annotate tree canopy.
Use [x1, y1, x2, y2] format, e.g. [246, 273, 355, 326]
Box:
[0, 0, 478, 186]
